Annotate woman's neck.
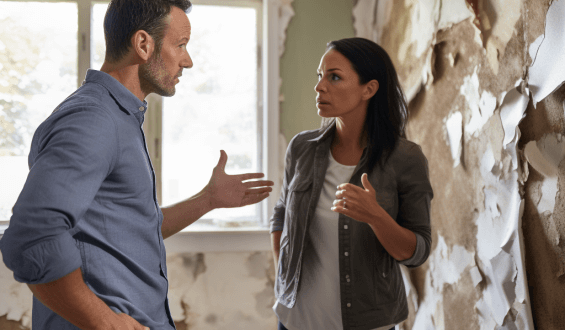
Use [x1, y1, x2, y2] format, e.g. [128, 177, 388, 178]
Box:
[333, 117, 367, 151]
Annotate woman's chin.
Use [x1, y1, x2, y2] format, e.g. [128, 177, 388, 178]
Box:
[317, 108, 334, 117]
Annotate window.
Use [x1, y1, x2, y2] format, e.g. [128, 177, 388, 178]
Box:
[0, 0, 281, 234]
[0, 1, 78, 220]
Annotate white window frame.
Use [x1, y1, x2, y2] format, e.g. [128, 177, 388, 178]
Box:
[0, 0, 283, 252]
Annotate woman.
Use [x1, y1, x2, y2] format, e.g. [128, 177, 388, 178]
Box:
[270, 38, 433, 330]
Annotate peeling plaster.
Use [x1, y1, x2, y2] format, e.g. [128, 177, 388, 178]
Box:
[277, 0, 295, 57]
[438, 0, 474, 30]
[499, 82, 530, 147]
[167, 252, 276, 329]
[0, 262, 32, 328]
[445, 111, 463, 167]
[479, 0, 522, 75]
[528, 0, 565, 106]
[352, 0, 565, 329]
[460, 66, 497, 137]
[524, 133, 565, 249]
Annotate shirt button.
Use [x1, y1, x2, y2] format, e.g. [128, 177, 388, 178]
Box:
[344, 252, 349, 257]
[347, 303, 351, 307]
[346, 274, 350, 278]
[138, 106, 144, 111]
[344, 225, 348, 229]
[347, 278, 350, 283]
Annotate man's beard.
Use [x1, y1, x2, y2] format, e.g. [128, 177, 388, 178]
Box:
[139, 52, 176, 97]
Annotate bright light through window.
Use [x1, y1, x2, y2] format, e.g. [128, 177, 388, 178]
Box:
[0, 1, 78, 220]
[162, 5, 260, 226]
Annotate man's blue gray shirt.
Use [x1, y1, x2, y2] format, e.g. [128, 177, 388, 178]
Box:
[0, 70, 175, 329]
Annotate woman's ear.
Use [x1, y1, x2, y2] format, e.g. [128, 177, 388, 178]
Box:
[363, 79, 379, 100]
[131, 30, 155, 62]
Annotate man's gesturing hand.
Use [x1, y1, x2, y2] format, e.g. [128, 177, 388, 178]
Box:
[205, 150, 274, 209]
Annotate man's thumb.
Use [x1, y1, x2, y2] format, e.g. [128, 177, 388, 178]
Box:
[216, 150, 228, 172]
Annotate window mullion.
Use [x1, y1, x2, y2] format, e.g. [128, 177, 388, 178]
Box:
[77, 0, 91, 88]
[262, 0, 280, 228]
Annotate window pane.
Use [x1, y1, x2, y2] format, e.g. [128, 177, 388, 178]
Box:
[162, 5, 259, 227]
[0, 1, 78, 219]
[91, 2, 108, 70]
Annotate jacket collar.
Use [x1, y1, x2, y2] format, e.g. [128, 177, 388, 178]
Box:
[307, 119, 337, 143]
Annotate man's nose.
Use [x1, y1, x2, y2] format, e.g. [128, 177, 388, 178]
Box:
[182, 52, 193, 69]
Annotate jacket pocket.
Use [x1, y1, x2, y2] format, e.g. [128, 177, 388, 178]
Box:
[373, 251, 397, 306]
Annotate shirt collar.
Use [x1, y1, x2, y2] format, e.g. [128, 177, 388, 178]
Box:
[83, 69, 148, 124]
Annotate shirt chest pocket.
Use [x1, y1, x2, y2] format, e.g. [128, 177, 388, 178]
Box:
[285, 175, 313, 222]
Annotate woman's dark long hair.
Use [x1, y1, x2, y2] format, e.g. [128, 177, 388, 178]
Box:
[321, 37, 407, 171]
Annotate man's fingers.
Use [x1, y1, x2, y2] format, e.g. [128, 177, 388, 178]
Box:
[242, 192, 270, 206]
[245, 187, 273, 195]
[238, 172, 266, 181]
[243, 180, 274, 188]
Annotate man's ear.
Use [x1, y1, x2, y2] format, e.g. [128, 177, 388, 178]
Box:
[362, 79, 379, 101]
[131, 30, 155, 62]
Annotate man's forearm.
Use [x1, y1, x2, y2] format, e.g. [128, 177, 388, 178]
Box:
[161, 189, 214, 239]
[28, 267, 117, 330]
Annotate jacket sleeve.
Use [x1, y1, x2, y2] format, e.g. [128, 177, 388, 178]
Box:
[0, 106, 118, 284]
[269, 135, 298, 233]
[395, 144, 434, 268]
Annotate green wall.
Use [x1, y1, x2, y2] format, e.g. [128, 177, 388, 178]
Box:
[279, 0, 355, 142]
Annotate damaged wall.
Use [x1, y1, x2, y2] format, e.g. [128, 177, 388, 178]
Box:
[352, 0, 565, 329]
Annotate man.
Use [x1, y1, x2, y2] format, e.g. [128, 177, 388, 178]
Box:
[0, 0, 274, 329]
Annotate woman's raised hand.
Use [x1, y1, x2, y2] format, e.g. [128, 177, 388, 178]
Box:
[331, 173, 386, 225]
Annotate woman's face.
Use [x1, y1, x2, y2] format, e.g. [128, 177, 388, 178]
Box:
[315, 49, 377, 119]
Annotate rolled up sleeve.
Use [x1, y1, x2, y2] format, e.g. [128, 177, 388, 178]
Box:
[0, 106, 118, 284]
[396, 144, 433, 268]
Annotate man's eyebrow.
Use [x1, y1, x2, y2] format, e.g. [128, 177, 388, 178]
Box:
[178, 37, 189, 43]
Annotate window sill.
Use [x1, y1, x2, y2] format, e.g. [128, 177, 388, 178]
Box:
[0, 221, 273, 253]
[166, 227, 272, 253]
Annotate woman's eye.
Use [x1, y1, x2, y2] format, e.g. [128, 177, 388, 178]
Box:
[331, 74, 340, 81]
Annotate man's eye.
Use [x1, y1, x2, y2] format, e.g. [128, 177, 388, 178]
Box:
[317, 73, 322, 79]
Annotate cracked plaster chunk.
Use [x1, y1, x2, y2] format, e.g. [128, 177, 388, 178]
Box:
[445, 111, 463, 168]
[481, 0, 522, 75]
[167, 252, 275, 329]
[528, 0, 565, 106]
[352, 0, 378, 40]
[438, 0, 473, 30]
[460, 67, 498, 137]
[278, 0, 294, 57]
[400, 0, 438, 61]
[0, 262, 32, 328]
[470, 266, 483, 287]
[524, 133, 565, 215]
[430, 235, 475, 288]
[499, 81, 530, 147]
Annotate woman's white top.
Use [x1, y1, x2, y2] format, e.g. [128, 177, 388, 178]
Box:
[273, 151, 396, 330]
